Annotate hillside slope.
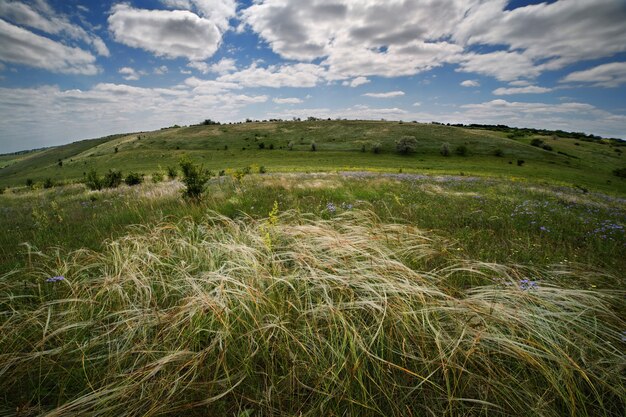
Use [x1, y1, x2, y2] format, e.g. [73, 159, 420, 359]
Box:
[0, 120, 624, 193]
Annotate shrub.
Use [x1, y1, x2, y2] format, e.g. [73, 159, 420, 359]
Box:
[43, 178, 54, 189]
[530, 138, 544, 147]
[259, 165, 267, 174]
[395, 136, 417, 155]
[124, 172, 143, 186]
[542, 144, 553, 151]
[269, 143, 274, 150]
[372, 143, 382, 154]
[288, 141, 294, 151]
[58, 160, 63, 167]
[114, 147, 118, 153]
[180, 158, 211, 200]
[85, 170, 102, 191]
[517, 159, 525, 166]
[258, 142, 265, 150]
[361, 144, 366, 153]
[311, 142, 317, 152]
[103, 170, 122, 188]
[152, 172, 164, 183]
[224, 145, 228, 150]
[613, 167, 626, 178]
[440, 143, 451, 157]
[0, 187, 4, 195]
[25, 178, 34, 189]
[494, 148, 504, 157]
[167, 166, 178, 179]
[455, 145, 468, 156]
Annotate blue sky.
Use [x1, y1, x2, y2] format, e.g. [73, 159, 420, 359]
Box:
[1, 0, 625, 153]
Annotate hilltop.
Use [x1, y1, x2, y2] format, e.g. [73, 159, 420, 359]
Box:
[1, 120, 624, 194]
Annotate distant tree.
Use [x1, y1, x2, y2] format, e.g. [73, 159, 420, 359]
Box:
[494, 148, 504, 157]
[395, 136, 417, 155]
[311, 142, 317, 152]
[25, 178, 34, 189]
[372, 143, 382, 154]
[58, 159, 63, 167]
[440, 143, 451, 157]
[455, 145, 468, 156]
[114, 147, 119, 153]
[530, 138, 544, 147]
[269, 143, 274, 150]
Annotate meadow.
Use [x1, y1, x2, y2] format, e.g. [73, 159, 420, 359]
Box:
[0, 120, 625, 416]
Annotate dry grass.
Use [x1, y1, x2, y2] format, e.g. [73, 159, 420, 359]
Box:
[0, 209, 624, 416]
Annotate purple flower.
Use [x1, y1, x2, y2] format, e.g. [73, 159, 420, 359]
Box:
[326, 202, 336, 214]
[46, 276, 65, 283]
[519, 279, 538, 291]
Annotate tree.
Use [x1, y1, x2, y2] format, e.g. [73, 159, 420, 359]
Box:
[395, 136, 417, 155]
[103, 170, 122, 188]
[440, 143, 451, 156]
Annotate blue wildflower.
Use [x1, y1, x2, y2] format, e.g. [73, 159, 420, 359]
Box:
[326, 202, 336, 214]
[46, 276, 65, 283]
[519, 279, 538, 291]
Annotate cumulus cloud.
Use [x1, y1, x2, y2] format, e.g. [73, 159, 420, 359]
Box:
[343, 76, 370, 87]
[154, 65, 169, 75]
[108, 3, 235, 61]
[363, 91, 405, 98]
[242, 0, 626, 82]
[560, 62, 626, 88]
[460, 80, 479, 87]
[216, 63, 327, 88]
[0, 19, 98, 74]
[118, 67, 142, 81]
[273, 97, 303, 104]
[492, 86, 552, 95]
[0, 0, 109, 56]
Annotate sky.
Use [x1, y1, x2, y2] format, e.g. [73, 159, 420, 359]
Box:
[0, 0, 626, 153]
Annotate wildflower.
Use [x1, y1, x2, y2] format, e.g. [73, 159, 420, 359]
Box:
[341, 202, 353, 210]
[519, 279, 538, 291]
[46, 276, 65, 283]
[326, 202, 336, 214]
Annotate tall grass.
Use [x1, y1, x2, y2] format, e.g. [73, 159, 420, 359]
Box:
[1, 209, 624, 416]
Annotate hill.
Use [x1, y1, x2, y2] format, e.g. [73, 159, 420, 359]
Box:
[1, 120, 624, 194]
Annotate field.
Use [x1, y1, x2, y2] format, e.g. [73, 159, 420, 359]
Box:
[0, 121, 625, 416]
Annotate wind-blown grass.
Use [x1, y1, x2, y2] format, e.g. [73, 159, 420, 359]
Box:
[1, 209, 624, 416]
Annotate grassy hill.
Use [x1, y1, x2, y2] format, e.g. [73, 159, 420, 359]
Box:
[1, 120, 624, 194]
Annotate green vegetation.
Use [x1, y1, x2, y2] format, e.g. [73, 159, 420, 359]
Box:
[0, 120, 625, 415]
[0, 120, 623, 194]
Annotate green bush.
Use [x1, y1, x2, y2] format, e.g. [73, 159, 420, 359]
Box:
[455, 145, 468, 156]
[311, 142, 317, 151]
[494, 148, 504, 157]
[103, 170, 122, 188]
[613, 167, 626, 178]
[180, 158, 211, 200]
[259, 165, 267, 174]
[85, 169, 102, 191]
[124, 172, 143, 186]
[395, 136, 417, 155]
[530, 138, 544, 147]
[43, 178, 54, 189]
[372, 143, 382, 154]
[440, 143, 451, 156]
[167, 166, 178, 179]
[25, 178, 34, 189]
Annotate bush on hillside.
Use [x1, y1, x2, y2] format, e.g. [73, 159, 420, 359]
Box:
[395, 136, 417, 155]
[103, 170, 122, 188]
[124, 172, 143, 186]
[43, 178, 54, 189]
[440, 143, 451, 156]
[455, 144, 468, 156]
[180, 158, 211, 200]
[85, 170, 102, 191]
[167, 166, 178, 179]
[152, 172, 164, 183]
[613, 167, 626, 178]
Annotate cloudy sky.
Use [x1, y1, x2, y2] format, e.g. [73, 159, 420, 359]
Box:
[1, 0, 625, 153]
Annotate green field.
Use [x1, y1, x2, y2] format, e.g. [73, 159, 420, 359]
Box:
[0, 121, 625, 416]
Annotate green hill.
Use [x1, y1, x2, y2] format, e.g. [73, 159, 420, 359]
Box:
[1, 120, 624, 194]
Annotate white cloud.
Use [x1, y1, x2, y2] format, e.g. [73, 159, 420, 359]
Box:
[0, 19, 98, 74]
[457, 51, 541, 81]
[457, 0, 626, 72]
[413, 102, 421, 107]
[154, 65, 169, 75]
[0, 0, 109, 56]
[0, 81, 267, 152]
[118, 67, 142, 81]
[108, 3, 235, 61]
[363, 91, 405, 98]
[460, 80, 479, 87]
[217, 63, 327, 88]
[273, 97, 303, 104]
[160, 0, 236, 32]
[561, 62, 626, 88]
[342, 76, 370, 87]
[492, 86, 552, 96]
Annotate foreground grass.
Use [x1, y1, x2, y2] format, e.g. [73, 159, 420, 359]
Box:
[1, 208, 624, 416]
